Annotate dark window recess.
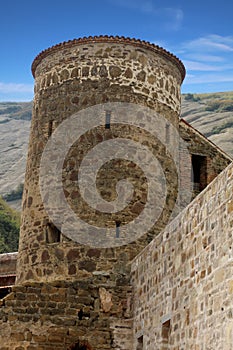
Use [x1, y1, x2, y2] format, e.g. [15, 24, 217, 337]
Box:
[136, 336, 143, 350]
[165, 123, 170, 144]
[105, 111, 111, 129]
[191, 154, 207, 192]
[77, 308, 90, 321]
[116, 221, 120, 238]
[78, 309, 84, 320]
[46, 223, 61, 243]
[68, 341, 91, 350]
[162, 319, 171, 347]
[48, 120, 53, 137]
[0, 287, 12, 299]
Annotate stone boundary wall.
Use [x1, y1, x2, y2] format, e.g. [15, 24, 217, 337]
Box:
[131, 161, 233, 349]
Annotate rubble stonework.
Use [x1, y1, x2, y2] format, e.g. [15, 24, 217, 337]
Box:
[17, 35, 187, 285]
[0, 36, 231, 349]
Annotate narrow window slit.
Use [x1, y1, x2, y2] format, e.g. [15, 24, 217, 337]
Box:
[165, 123, 170, 144]
[162, 319, 171, 348]
[78, 309, 84, 320]
[116, 221, 120, 238]
[105, 111, 111, 129]
[48, 120, 53, 137]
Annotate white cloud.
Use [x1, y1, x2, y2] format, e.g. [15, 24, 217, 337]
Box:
[184, 35, 233, 53]
[164, 8, 183, 31]
[106, 0, 183, 31]
[0, 82, 33, 94]
[184, 53, 224, 63]
[174, 35, 233, 90]
[183, 60, 223, 72]
[184, 73, 233, 85]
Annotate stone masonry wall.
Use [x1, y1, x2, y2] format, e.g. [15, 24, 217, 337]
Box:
[180, 119, 231, 185]
[179, 119, 231, 203]
[0, 278, 132, 349]
[131, 161, 233, 349]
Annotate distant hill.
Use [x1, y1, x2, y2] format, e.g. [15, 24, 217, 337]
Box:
[0, 196, 20, 253]
[0, 93, 232, 254]
[181, 91, 233, 157]
[0, 92, 233, 211]
[0, 101, 32, 209]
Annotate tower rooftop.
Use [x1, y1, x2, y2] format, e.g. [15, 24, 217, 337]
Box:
[31, 35, 186, 81]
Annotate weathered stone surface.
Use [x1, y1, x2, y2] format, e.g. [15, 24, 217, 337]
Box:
[99, 287, 113, 312]
[131, 162, 233, 349]
[78, 260, 96, 272]
[66, 249, 80, 262]
[109, 65, 121, 78]
[1, 35, 231, 350]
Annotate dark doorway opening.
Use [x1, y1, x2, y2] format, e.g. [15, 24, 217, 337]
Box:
[191, 154, 207, 192]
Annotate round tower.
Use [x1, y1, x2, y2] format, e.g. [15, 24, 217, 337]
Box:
[17, 36, 185, 284]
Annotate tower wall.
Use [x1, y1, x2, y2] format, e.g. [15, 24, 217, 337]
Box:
[17, 36, 185, 285]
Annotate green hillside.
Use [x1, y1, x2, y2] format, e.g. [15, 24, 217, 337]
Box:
[0, 196, 20, 253]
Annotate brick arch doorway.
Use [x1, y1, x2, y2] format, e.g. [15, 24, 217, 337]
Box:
[68, 340, 92, 350]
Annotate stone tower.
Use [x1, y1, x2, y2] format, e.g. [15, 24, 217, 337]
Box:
[0, 36, 233, 350]
[17, 36, 184, 349]
[0, 36, 231, 350]
[17, 35, 185, 282]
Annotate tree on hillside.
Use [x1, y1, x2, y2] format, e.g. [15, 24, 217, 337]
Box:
[0, 197, 20, 253]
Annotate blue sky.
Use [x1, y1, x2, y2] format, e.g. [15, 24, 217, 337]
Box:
[0, 0, 233, 101]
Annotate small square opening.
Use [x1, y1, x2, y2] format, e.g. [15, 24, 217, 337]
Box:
[46, 223, 61, 243]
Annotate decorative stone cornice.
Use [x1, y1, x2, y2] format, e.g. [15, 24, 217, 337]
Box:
[31, 35, 186, 81]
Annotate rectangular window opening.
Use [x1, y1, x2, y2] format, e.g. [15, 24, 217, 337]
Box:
[136, 335, 143, 350]
[105, 111, 111, 129]
[46, 223, 61, 243]
[191, 154, 207, 192]
[162, 319, 171, 347]
[115, 221, 120, 238]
